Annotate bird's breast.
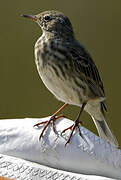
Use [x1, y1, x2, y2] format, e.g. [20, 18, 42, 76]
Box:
[34, 37, 88, 106]
[34, 52, 87, 105]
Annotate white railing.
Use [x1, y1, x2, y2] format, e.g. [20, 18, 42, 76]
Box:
[0, 117, 120, 179]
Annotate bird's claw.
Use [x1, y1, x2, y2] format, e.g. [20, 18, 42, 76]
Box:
[34, 114, 65, 140]
[61, 122, 83, 146]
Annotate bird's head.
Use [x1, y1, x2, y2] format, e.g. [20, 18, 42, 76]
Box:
[21, 10, 74, 37]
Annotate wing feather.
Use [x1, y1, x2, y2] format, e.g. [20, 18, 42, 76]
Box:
[68, 45, 105, 98]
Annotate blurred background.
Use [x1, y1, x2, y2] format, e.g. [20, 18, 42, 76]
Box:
[0, 0, 121, 145]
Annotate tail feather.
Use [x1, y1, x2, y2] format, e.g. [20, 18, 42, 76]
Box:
[92, 117, 118, 147]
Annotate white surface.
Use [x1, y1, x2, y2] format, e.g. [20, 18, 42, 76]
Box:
[0, 117, 120, 179]
[0, 154, 114, 180]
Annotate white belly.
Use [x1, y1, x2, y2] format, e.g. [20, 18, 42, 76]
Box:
[39, 65, 82, 106]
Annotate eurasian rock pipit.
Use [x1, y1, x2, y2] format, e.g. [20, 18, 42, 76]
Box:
[22, 10, 118, 147]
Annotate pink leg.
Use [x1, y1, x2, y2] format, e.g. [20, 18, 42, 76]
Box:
[61, 102, 86, 146]
[34, 104, 68, 140]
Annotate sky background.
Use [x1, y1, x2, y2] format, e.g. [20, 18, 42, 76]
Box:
[0, 0, 121, 146]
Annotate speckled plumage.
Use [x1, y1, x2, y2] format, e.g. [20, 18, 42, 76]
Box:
[22, 10, 118, 147]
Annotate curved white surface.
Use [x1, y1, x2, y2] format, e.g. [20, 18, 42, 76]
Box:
[0, 154, 114, 180]
[0, 117, 120, 179]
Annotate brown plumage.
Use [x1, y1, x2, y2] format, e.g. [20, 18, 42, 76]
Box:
[22, 10, 118, 147]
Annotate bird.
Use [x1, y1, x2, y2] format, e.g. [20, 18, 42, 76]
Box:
[21, 10, 118, 147]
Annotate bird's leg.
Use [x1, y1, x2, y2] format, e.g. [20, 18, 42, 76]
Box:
[61, 102, 87, 146]
[34, 103, 68, 140]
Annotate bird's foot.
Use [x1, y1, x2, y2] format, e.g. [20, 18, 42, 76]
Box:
[34, 114, 65, 140]
[61, 121, 83, 146]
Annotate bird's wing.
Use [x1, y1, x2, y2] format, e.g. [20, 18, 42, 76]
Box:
[67, 43, 105, 97]
[67, 45, 107, 112]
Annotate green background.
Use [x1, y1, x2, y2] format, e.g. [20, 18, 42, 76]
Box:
[0, 0, 121, 146]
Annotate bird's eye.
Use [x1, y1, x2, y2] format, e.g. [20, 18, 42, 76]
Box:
[44, 15, 51, 21]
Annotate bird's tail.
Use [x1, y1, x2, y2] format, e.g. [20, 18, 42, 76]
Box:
[85, 101, 118, 147]
[91, 114, 118, 147]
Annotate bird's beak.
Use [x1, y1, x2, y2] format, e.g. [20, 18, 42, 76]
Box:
[21, 14, 38, 21]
